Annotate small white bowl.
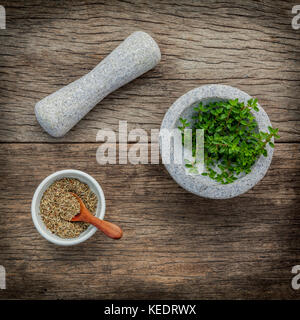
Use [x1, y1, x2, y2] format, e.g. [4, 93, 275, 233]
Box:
[31, 169, 106, 246]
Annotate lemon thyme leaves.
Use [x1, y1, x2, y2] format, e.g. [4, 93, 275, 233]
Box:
[178, 98, 280, 184]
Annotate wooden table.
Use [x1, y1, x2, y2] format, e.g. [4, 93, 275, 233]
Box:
[0, 0, 299, 299]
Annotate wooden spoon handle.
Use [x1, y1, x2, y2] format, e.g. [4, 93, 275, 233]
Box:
[87, 215, 123, 240]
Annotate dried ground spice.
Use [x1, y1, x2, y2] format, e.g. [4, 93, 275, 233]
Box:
[57, 192, 80, 221]
[40, 178, 98, 238]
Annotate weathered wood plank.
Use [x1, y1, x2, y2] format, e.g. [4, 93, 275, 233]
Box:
[0, 142, 299, 299]
[0, 0, 299, 301]
[0, 0, 299, 142]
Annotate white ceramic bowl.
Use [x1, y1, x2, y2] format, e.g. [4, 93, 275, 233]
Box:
[31, 169, 106, 246]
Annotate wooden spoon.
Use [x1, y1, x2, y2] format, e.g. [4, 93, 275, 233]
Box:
[70, 192, 123, 240]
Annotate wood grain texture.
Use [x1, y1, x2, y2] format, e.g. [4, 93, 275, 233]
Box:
[0, 0, 299, 300]
[0, 143, 299, 299]
[0, 0, 299, 142]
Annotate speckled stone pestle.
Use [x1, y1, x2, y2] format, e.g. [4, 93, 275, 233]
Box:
[35, 31, 161, 137]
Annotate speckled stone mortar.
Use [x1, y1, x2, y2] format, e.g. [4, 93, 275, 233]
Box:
[35, 31, 161, 137]
[160, 84, 274, 199]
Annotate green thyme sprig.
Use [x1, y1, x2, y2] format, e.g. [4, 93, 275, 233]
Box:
[178, 98, 280, 184]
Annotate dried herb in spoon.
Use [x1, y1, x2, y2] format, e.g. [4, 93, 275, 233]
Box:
[57, 192, 80, 221]
[40, 178, 98, 238]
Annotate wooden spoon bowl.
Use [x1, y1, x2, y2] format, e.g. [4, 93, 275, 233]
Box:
[70, 192, 123, 240]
